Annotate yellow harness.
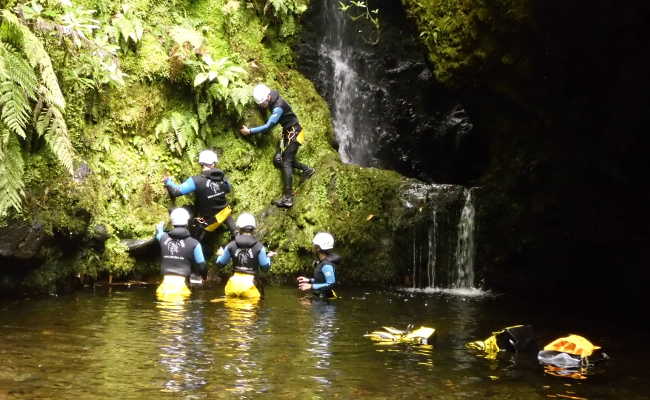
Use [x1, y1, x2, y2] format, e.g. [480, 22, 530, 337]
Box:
[204, 205, 232, 232]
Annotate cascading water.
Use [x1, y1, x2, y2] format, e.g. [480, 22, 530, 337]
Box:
[318, 0, 376, 165]
[453, 188, 476, 289]
[401, 184, 483, 296]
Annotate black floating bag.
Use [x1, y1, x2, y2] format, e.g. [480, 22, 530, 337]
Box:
[496, 325, 535, 353]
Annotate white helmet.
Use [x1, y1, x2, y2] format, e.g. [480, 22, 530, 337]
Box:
[312, 232, 334, 250]
[236, 212, 256, 230]
[252, 84, 271, 104]
[198, 150, 218, 165]
[170, 208, 191, 226]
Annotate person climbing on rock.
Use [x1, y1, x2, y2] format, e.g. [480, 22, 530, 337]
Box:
[163, 149, 235, 256]
[215, 213, 276, 298]
[240, 84, 315, 208]
[297, 232, 340, 299]
[155, 208, 206, 300]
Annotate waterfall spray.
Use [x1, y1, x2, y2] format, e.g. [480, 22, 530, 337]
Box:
[453, 189, 476, 288]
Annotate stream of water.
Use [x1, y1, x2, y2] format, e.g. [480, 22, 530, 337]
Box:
[1, 287, 647, 399]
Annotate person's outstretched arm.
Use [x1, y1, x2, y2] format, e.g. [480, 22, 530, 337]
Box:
[249, 107, 284, 134]
[164, 177, 196, 197]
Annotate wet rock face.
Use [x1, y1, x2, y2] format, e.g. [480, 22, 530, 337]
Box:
[295, 0, 484, 183]
[0, 222, 48, 260]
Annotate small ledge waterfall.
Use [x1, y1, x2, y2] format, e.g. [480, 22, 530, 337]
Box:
[453, 188, 476, 289]
[402, 184, 482, 295]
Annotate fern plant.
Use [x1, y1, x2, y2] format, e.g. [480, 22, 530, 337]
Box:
[111, 5, 144, 49]
[192, 54, 249, 119]
[0, 10, 76, 216]
[154, 111, 201, 160]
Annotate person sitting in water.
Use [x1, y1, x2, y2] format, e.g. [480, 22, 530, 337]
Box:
[215, 213, 276, 298]
[163, 149, 236, 254]
[297, 232, 340, 299]
[155, 208, 206, 299]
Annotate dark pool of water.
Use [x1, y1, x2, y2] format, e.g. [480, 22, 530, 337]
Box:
[1, 286, 648, 399]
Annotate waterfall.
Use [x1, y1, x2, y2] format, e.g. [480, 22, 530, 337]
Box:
[318, 0, 375, 166]
[426, 209, 438, 288]
[453, 189, 476, 288]
[400, 184, 484, 296]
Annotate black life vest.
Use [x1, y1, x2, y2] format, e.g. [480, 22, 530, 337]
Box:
[159, 227, 200, 277]
[225, 234, 264, 275]
[313, 253, 341, 297]
[268, 90, 301, 135]
[192, 168, 229, 220]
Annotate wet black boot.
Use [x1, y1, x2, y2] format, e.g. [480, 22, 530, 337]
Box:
[300, 167, 315, 183]
[273, 194, 293, 208]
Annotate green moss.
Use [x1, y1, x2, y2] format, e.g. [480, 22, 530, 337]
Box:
[3, 0, 429, 292]
[400, 0, 531, 89]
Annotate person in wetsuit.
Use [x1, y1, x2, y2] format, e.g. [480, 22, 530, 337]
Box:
[155, 208, 206, 298]
[297, 232, 340, 299]
[239, 84, 315, 208]
[163, 149, 235, 257]
[215, 213, 276, 298]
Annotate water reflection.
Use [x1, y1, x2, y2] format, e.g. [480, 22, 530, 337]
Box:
[303, 298, 338, 387]
[155, 297, 210, 394]
[219, 297, 261, 396]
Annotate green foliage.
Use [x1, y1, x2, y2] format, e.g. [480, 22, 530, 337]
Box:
[15, 1, 128, 88]
[0, 130, 25, 216]
[154, 110, 201, 158]
[192, 54, 249, 118]
[0, 42, 37, 138]
[264, 0, 307, 17]
[0, 12, 76, 215]
[338, 0, 380, 44]
[110, 5, 144, 48]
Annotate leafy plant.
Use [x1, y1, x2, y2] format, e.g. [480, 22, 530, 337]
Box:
[191, 54, 249, 119]
[0, 10, 76, 215]
[338, 0, 381, 44]
[16, 0, 127, 87]
[264, 0, 308, 17]
[154, 110, 201, 158]
[110, 5, 144, 49]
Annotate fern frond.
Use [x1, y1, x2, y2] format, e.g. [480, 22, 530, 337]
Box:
[1, 10, 65, 111]
[0, 127, 26, 216]
[0, 42, 39, 98]
[43, 107, 75, 175]
[0, 42, 39, 138]
[0, 81, 31, 138]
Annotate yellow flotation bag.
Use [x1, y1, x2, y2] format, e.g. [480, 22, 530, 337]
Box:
[156, 275, 191, 302]
[365, 326, 435, 345]
[543, 334, 600, 357]
[466, 324, 534, 359]
[224, 272, 261, 299]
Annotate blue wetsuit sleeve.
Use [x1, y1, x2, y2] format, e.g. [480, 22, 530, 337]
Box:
[193, 243, 205, 264]
[249, 107, 283, 134]
[155, 230, 164, 241]
[258, 247, 271, 271]
[216, 248, 232, 265]
[165, 177, 196, 195]
[312, 264, 335, 290]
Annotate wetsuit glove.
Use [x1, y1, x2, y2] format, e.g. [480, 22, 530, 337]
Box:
[155, 221, 165, 236]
